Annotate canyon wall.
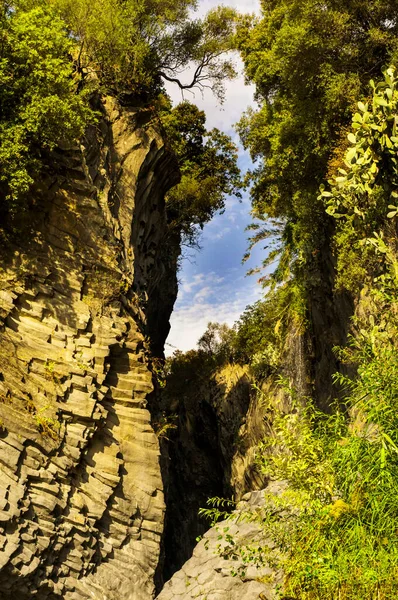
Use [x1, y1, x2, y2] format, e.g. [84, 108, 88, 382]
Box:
[0, 97, 179, 600]
[160, 363, 269, 579]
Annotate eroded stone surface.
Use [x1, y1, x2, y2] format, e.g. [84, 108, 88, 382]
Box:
[0, 97, 179, 599]
[161, 363, 268, 578]
[156, 484, 286, 600]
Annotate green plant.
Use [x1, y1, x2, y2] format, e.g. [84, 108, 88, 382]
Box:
[152, 357, 167, 389]
[44, 360, 63, 384]
[161, 101, 242, 245]
[0, 3, 94, 213]
[232, 281, 306, 374]
[321, 66, 398, 291]
[191, 181, 397, 598]
[42, 0, 238, 101]
[199, 496, 236, 526]
[1, 1, 241, 243]
[204, 343, 398, 598]
[235, 0, 398, 288]
[34, 405, 60, 440]
[153, 412, 178, 440]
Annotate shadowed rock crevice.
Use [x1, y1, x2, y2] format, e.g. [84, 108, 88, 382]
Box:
[159, 364, 269, 583]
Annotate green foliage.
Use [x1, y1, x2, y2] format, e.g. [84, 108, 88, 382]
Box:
[0, 1, 240, 237]
[283, 305, 398, 598]
[199, 497, 236, 526]
[161, 101, 242, 242]
[233, 282, 306, 377]
[31, 0, 238, 101]
[165, 323, 236, 392]
[207, 312, 398, 598]
[163, 323, 240, 409]
[235, 0, 398, 286]
[165, 281, 306, 384]
[321, 66, 398, 291]
[258, 380, 339, 500]
[153, 412, 178, 440]
[164, 347, 216, 398]
[34, 404, 61, 439]
[197, 322, 237, 361]
[202, 76, 398, 592]
[0, 2, 94, 211]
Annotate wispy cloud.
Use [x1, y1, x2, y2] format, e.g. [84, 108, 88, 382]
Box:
[204, 226, 232, 242]
[166, 282, 262, 355]
[193, 286, 213, 302]
[179, 271, 225, 300]
[166, 269, 263, 355]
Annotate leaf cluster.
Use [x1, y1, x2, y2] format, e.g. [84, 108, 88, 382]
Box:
[236, 0, 398, 287]
[0, 3, 94, 213]
[26, 0, 238, 101]
[161, 101, 242, 242]
[231, 281, 306, 377]
[321, 66, 398, 291]
[0, 1, 241, 235]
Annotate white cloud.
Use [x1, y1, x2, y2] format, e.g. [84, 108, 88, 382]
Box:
[193, 285, 213, 302]
[166, 282, 262, 355]
[180, 273, 206, 295]
[204, 225, 232, 241]
[179, 271, 225, 300]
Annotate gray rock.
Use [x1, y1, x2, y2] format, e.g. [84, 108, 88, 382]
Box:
[156, 487, 286, 600]
[0, 97, 179, 600]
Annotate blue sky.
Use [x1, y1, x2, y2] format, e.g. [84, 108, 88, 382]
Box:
[165, 0, 264, 354]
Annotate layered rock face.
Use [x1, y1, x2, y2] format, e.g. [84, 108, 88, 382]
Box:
[0, 97, 179, 599]
[161, 364, 268, 579]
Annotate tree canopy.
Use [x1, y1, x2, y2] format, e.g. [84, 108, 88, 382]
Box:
[236, 0, 398, 287]
[161, 101, 242, 242]
[0, 0, 240, 233]
[14, 0, 237, 101]
[0, 2, 93, 210]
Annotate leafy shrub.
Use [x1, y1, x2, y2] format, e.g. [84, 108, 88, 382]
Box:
[233, 281, 306, 375]
[0, 3, 94, 211]
[321, 66, 398, 292]
[1, 2, 240, 235]
[206, 319, 398, 598]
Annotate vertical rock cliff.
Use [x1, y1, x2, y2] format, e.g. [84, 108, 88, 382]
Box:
[160, 363, 269, 578]
[0, 97, 179, 600]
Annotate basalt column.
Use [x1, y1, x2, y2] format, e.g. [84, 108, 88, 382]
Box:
[0, 97, 179, 600]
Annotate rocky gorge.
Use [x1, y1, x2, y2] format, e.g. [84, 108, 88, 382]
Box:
[0, 95, 272, 600]
[3, 0, 398, 597]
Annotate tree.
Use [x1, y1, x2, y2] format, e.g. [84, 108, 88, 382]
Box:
[235, 0, 398, 286]
[1, 1, 240, 224]
[161, 101, 242, 243]
[0, 2, 93, 214]
[20, 0, 239, 102]
[197, 322, 236, 358]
